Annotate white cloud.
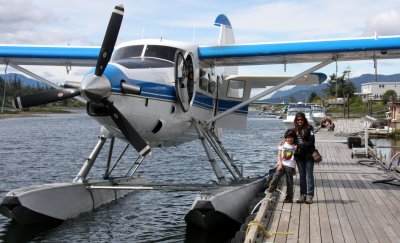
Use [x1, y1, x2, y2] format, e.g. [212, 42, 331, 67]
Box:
[1, 0, 400, 80]
[364, 10, 400, 36]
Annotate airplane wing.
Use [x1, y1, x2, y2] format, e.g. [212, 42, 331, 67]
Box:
[225, 72, 327, 88]
[0, 45, 100, 66]
[198, 35, 400, 66]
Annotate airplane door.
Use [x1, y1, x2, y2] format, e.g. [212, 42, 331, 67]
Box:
[175, 51, 195, 112]
[215, 78, 251, 130]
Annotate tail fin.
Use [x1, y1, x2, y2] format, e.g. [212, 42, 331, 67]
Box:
[215, 14, 235, 45]
[214, 14, 237, 75]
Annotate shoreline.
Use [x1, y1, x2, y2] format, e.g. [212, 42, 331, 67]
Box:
[0, 108, 85, 120]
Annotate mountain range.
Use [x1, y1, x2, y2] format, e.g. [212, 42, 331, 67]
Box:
[0, 73, 48, 88]
[2, 72, 400, 103]
[264, 73, 400, 103]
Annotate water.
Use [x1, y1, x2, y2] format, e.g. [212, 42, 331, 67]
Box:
[0, 111, 282, 242]
[372, 138, 400, 163]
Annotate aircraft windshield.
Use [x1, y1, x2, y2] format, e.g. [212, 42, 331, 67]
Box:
[112, 45, 144, 61]
[112, 45, 178, 63]
[144, 45, 177, 62]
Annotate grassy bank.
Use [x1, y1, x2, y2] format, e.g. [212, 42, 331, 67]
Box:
[0, 107, 84, 119]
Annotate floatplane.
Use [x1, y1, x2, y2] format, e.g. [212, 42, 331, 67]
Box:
[1, 4, 400, 230]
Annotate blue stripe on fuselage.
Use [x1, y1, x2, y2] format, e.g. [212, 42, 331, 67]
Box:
[101, 64, 248, 114]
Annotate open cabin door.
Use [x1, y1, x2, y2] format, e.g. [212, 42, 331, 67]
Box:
[175, 51, 195, 112]
[214, 77, 251, 130]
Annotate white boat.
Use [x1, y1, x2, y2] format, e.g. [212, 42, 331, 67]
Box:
[311, 105, 326, 125]
[282, 103, 315, 128]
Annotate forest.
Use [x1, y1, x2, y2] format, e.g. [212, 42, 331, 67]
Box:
[0, 75, 83, 111]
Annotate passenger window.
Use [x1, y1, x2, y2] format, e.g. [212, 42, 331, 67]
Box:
[227, 80, 245, 99]
[208, 80, 216, 94]
[199, 73, 210, 91]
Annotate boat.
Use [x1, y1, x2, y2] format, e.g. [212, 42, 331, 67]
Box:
[282, 103, 315, 128]
[311, 105, 326, 125]
[185, 177, 266, 230]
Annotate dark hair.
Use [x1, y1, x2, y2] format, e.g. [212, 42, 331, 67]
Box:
[293, 112, 313, 130]
[284, 128, 297, 139]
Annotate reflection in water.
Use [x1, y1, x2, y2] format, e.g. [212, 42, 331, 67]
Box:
[0, 113, 280, 242]
[0, 221, 61, 242]
[373, 138, 400, 163]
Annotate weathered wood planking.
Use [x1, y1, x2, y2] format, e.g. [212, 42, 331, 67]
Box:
[248, 119, 400, 243]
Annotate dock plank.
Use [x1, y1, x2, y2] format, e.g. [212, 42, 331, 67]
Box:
[315, 173, 333, 243]
[248, 119, 400, 243]
[332, 172, 366, 243]
[354, 173, 400, 241]
[309, 179, 321, 243]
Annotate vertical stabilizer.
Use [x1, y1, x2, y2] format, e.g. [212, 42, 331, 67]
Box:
[215, 14, 235, 45]
[214, 14, 237, 76]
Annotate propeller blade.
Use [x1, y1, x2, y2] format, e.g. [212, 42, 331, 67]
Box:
[95, 4, 124, 76]
[63, 81, 81, 89]
[102, 99, 151, 157]
[13, 89, 80, 109]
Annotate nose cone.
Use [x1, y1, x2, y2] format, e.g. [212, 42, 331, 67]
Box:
[80, 74, 111, 103]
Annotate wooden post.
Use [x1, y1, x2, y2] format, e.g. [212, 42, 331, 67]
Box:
[244, 192, 276, 242]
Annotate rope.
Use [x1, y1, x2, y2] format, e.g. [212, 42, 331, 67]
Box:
[246, 220, 294, 239]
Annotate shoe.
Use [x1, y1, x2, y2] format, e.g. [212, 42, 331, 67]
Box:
[305, 196, 314, 204]
[283, 198, 293, 203]
[296, 195, 306, 203]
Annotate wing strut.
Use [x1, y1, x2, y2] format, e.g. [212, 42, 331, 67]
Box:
[206, 58, 335, 125]
[1, 61, 86, 103]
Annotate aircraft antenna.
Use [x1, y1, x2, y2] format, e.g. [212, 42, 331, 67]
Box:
[192, 24, 196, 43]
[373, 55, 378, 82]
[334, 57, 338, 106]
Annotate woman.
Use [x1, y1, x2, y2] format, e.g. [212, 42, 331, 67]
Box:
[293, 112, 316, 204]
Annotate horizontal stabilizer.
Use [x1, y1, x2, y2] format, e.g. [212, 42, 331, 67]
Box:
[225, 72, 327, 88]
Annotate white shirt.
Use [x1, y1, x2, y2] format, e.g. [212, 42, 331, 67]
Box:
[278, 142, 296, 168]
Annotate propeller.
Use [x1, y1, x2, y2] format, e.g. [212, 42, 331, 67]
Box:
[102, 99, 151, 157]
[12, 4, 151, 157]
[95, 4, 124, 77]
[12, 89, 80, 109]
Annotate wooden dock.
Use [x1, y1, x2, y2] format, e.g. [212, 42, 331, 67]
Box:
[245, 119, 400, 243]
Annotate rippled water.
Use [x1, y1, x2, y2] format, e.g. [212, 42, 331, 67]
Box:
[0, 111, 282, 242]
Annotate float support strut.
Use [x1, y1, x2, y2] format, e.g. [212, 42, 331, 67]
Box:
[74, 136, 107, 183]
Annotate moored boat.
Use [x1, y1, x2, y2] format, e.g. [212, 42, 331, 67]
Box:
[282, 103, 315, 128]
[312, 105, 326, 125]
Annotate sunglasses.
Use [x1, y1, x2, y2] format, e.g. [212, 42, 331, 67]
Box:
[296, 119, 304, 121]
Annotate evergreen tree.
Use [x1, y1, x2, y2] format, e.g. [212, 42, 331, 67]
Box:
[382, 90, 397, 103]
[324, 70, 355, 99]
[309, 91, 321, 102]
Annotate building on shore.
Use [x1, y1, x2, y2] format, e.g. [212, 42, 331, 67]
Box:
[356, 82, 400, 102]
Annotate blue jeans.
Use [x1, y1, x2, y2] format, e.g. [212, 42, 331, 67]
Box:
[296, 159, 315, 197]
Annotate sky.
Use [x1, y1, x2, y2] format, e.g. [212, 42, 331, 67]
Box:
[1, 0, 400, 90]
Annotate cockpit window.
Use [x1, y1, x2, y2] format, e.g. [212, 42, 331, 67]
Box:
[144, 45, 177, 62]
[112, 45, 144, 61]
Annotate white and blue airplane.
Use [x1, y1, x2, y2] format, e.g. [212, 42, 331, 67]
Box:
[0, 4, 400, 227]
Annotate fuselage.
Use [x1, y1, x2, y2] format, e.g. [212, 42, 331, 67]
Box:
[86, 39, 247, 147]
